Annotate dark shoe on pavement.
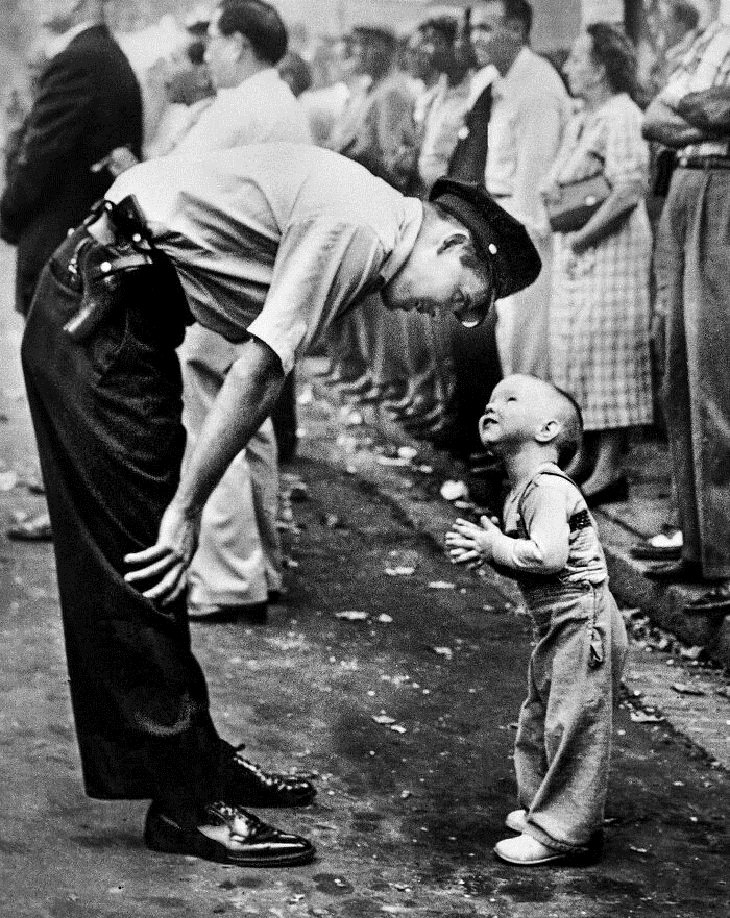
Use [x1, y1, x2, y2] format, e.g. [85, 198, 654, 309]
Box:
[584, 477, 629, 508]
[219, 742, 316, 808]
[144, 800, 315, 867]
[7, 512, 53, 542]
[683, 585, 730, 616]
[643, 560, 704, 582]
[188, 602, 268, 623]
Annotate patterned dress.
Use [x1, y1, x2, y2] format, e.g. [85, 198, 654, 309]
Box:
[547, 93, 653, 431]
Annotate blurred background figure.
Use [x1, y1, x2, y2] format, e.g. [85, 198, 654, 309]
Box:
[646, 0, 702, 94]
[544, 23, 653, 505]
[1, 33, 49, 182]
[173, 0, 312, 623]
[387, 15, 473, 444]
[277, 49, 313, 97]
[0, 0, 142, 317]
[0, 0, 142, 543]
[298, 38, 349, 146]
[274, 47, 313, 465]
[164, 5, 215, 106]
[471, 0, 570, 381]
[640, 10, 730, 614]
[324, 26, 417, 409]
[118, 15, 203, 158]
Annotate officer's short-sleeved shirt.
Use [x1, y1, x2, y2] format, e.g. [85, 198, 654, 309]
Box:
[107, 143, 423, 374]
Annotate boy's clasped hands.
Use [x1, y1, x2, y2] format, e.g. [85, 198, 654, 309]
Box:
[446, 515, 501, 568]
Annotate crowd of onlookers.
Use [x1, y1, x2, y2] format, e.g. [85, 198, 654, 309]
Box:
[1, 0, 729, 619]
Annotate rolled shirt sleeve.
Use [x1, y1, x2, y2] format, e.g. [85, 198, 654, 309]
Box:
[490, 480, 571, 574]
[246, 217, 386, 374]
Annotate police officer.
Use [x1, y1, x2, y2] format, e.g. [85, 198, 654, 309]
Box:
[21, 143, 540, 867]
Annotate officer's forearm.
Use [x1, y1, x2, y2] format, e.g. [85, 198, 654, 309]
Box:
[174, 337, 285, 516]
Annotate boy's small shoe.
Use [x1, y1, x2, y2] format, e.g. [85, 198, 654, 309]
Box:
[505, 809, 528, 833]
[494, 833, 565, 865]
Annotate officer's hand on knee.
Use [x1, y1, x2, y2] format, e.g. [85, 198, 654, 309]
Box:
[123, 500, 201, 604]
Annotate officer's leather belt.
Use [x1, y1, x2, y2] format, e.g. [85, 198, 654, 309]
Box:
[677, 154, 730, 170]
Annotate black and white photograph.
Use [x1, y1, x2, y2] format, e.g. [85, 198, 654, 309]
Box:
[0, 0, 728, 915]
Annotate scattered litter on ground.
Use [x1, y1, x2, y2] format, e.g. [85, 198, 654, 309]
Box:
[431, 646, 454, 661]
[630, 709, 664, 723]
[377, 613, 393, 623]
[671, 682, 706, 696]
[440, 479, 468, 501]
[378, 455, 411, 467]
[336, 610, 368, 622]
[385, 566, 416, 576]
[428, 580, 456, 590]
[679, 645, 704, 661]
[416, 464, 434, 474]
[372, 713, 396, 725]
[390, 724, 407, 734]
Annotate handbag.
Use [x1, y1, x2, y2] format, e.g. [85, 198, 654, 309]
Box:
[546, 173, 612, 233]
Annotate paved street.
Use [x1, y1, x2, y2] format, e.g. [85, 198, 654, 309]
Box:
[0, 241, 728, 918]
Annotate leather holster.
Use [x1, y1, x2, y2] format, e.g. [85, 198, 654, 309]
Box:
[63, 199, 153, 343]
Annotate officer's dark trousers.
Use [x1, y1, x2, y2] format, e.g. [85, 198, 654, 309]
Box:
[21, 229, 220, 821]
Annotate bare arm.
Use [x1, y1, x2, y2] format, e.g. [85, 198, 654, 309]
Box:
[641, 97, 706, 148]
[570, 181, 644, 254]
[124, 337, 285, 601]
[675, 88, 730, 135]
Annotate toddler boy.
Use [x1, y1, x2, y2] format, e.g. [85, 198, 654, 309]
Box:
[446, 374, 628, 865]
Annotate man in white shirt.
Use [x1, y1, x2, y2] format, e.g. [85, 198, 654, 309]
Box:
[171, 0, 313, 623]
[471, 0, 570, 378]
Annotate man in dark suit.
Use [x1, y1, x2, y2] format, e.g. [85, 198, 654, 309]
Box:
[1, 0, 143, 543]
[0, 0, 143, 317]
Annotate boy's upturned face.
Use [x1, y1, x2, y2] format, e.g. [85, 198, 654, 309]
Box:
[478, 375, 552, 453]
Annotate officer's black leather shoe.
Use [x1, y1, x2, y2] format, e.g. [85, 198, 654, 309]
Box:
[219, 742, 316, 808]
[144, 800, 315, 867]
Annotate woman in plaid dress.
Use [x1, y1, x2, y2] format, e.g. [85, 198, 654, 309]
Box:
[543, 24, 653, 503]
